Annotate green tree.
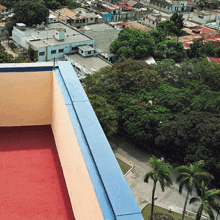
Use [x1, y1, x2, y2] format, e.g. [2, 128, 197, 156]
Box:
[12, 1, 49, 26]
[187, 38, 204, 58]
[170, 12, 184, 40]
[110, 28, 156, 59]
[156, 20, 178, 36]
[176, 161, 214, 220]
[88, 94, 119, 136]
[144, 156, 173, 220]
[154, 40, 186, 62]
[149, 29, 166, 45]
[27, 45, 36, 61]
[189, 182, 220, 220]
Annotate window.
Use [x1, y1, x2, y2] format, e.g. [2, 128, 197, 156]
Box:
[81, 50, 83, 54]
[51, 50, 56, 54]
[90, 18, 93, 20]
[39, 52, 45, 56]
[88, 51, 91, 54]
[153, 21, 154, 24]
[72, 47, 77, 50]
[58, 49, 64, 53]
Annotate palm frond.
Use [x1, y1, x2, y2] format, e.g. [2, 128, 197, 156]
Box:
[189, 196, 201, 204]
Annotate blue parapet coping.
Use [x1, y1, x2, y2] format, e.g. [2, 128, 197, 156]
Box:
[56, 61, 144, 220]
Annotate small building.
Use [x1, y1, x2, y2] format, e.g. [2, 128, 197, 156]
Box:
[127, 0, 144, 8]
[142, 13, 162, 29]
[170, 0, 188, 12]
[0, 22, 7, 37]
[78, 45, 95, 57]
[0, 4, 6, 13]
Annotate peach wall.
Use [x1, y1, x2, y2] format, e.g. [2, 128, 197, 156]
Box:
[51, 73, 104, 220]
[0, 71, 52, 126]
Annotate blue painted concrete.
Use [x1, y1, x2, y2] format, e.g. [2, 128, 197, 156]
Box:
[56, 61, 144, 220]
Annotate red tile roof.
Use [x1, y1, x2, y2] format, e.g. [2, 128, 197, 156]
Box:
[208, 57, 220, 63]
[0, 4, 6, 10]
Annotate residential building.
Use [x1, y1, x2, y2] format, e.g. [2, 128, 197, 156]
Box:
[12, 22, 95, 61]
[95, 0, 120, 21]
[0, 22, 7, 37]
[127, 0, 144, 8]
[0, 4, 6, 13]
[56, 8, 97, 26]
[115, 21, 153, 31]
[0, 61, 144, 220]
[142, 13, 162, 29]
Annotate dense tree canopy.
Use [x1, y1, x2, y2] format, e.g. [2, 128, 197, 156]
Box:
[0, 0, 75, 9]
[154, 39, 186, 62]
[12, 1, 49, 26]
[110, 28, 156, 59]
[84, 57, 220, 187]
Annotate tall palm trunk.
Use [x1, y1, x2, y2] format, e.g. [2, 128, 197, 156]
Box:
[196, 204, 203, 220]
[181, 191, 190, 220]
[151, 180, 157, 220]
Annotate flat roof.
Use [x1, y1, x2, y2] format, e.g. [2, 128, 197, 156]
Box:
[67, 53, 111, 73]
[19, 22, 93, 49]
[78, 45, 95, 51]
[84, 23, 120, 54]
[0, 61, 144, 220]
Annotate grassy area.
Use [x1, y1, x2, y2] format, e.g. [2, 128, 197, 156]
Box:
[116, 158, 132, 175]
[142, 204, 194, 220]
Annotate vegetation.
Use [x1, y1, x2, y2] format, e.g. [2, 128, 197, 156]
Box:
[110, 13, 187, 62]
[189, 182, 220, 220]
[141, 204, 194, 220]
[116, 158, 131, 175]
[84, 57, 220, 188]
[12, 1, 49, 26]
[0, 0, 76, 9]
[175, 161, 214, 220]
[110, 28, 156, 59]
[144, 156, 172, 220]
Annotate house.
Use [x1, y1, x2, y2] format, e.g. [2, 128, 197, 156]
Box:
[0, 22, 7, 37]
[95, 0, 120, 21]
[72, 8, 97, 24]
[127, 0, 144, 8]
[0, 61, 144, 220]
[115, 21, 153, 31]
[48, 10, 67, 23]
[12, 22, 95, 61]
[142, 13, 162, 29]
[56, 8, 88, 26]
[0, 4, 6, 13]
[169, 0, 189, 12]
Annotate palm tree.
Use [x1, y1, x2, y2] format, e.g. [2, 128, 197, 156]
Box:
[144, 155, 173, 220]
[189, 181, 220, 220]
[175, 160, 214, 220]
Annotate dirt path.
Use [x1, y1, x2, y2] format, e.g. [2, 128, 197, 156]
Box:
[1, 40, 18, 58]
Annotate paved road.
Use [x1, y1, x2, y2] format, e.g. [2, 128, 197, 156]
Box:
[110, 137, 219, 219]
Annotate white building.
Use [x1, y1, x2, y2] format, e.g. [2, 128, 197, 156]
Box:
[12, 22, 95, 61]
[142, 13, 162, 29]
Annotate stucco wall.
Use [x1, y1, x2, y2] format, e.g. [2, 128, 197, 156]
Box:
[51, 73, 104, 220]
[0, 71, 52, 126]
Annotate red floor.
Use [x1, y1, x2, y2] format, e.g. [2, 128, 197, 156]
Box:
[0, 125, 75, 220]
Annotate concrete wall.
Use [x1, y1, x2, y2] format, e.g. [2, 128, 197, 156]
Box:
[51, 73, 104, 220]
[0, 71, 53, 126]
